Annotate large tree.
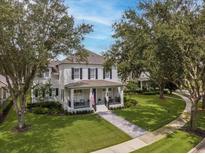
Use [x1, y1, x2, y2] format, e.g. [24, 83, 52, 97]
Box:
[104, 0, 183, 98]
[0, 0, 92, 129]
[105, 0, 205, 130]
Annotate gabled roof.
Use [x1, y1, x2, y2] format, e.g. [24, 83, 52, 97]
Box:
[59, 49, 105, 65]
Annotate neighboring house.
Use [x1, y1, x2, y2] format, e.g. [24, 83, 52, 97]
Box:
[32, 50, 124, 113]
[127, 72, 150, 90]
[138, 72, 150, 90]
[0, 75, 9, 104]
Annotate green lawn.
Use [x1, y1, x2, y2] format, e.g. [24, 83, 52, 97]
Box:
[0, 109, 131, 152]
[133, 130, 202, 153]
[114, 94, 185, 131]
[197, 111, 205, 131]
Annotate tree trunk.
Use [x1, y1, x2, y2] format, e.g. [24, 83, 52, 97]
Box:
[159, 83, 164, 99]
[18, 112, 25, 129]
[202, 94, 205, 110]
[190, 103, 197, 130]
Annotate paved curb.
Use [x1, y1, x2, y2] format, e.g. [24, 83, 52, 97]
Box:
[189, 138, 205, 153]
[92, 93, 191, 153]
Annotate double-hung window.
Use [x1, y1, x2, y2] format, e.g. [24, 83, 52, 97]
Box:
[105, 71, 110, 79]
[74, 68, 80, 79]
[90, 68, 96, 79]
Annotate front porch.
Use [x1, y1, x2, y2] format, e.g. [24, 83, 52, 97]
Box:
[64, 80, 124, 113]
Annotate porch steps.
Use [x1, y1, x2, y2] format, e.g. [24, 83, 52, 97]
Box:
[96, 104, 108, 112]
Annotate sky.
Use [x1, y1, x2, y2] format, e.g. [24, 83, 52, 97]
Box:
[65, 0, 138, 54]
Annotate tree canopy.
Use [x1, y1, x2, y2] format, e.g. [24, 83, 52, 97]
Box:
[0, 0, 92, 129]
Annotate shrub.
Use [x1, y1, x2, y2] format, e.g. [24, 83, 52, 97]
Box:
[28, 101, 63, 115]
[124, 97, 138, 108]
[32, 107, 49, 114]
[70, 110, 93, 115]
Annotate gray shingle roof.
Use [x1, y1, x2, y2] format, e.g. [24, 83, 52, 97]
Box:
[59, 49, 104, 65]
[65, 80, 122, 89]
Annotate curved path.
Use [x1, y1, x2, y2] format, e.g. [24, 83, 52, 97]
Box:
[189, 138, 205, 153]
[93, 93, 191, 153]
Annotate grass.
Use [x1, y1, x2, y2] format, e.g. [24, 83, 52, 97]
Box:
[197, 111, 205, 131]
[114, 94, 185, 131]
[133, 130, 202, 153]
[0, 109, 131, 153]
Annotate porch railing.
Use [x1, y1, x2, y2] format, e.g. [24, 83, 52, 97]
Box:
[108, 97, 121, 105]
[74, 100, 90, 109]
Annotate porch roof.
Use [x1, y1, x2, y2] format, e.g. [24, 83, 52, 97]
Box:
[65, 80, 123, 89]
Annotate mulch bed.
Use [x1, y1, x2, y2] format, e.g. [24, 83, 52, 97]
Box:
[181, 127, 205, 138]
[12, 124, 31, 133]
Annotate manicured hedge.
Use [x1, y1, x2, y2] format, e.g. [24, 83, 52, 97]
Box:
[27, 101, 64, 115]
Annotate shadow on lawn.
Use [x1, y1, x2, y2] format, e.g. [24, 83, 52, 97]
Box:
[0, 110, 101, 152]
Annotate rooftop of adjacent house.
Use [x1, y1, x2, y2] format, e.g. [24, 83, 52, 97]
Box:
[59, 49, 104, 65]
[65, 80, 122, 89]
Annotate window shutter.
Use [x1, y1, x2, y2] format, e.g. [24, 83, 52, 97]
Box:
[80, 68, 83, 79]
[96, 68, 98, 79]
[110, 69, 112, 79]
[88, 68, 90, 79]
[56, 88, 59, 96]
[103, 68, 105, 79]
[71, 68, 74, 80]
[49, 89, 52, 97]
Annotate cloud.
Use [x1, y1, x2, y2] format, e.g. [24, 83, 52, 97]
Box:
[65, 0, 137, 53]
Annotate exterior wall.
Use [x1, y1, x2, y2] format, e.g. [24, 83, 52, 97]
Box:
[58, 63, 120, 86]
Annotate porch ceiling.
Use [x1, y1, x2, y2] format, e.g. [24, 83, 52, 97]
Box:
[65, 80, 123, 89]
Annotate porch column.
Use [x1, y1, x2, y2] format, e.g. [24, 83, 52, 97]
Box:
[140, 80, 143, 90]
[118, 87, 124, 105]
[70, 89, 74, 109]
[105, 88, 109, 107]
[89, 88, 93, 108]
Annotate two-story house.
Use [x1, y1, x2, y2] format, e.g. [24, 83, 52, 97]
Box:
[32, 50, 124, 113]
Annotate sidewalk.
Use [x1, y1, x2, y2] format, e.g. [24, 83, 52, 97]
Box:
[98, 111, 147, 138]
[189, 138, 205, 153]
[93, 93, 191, 153]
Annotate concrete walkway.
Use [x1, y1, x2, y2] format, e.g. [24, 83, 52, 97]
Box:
[98, 111, 147, 138]
[189, 138, 205, 153]
[93, 93, 191, 153]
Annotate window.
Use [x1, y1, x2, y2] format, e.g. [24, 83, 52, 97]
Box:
[34, 89, 38, 97]
[74, 68, 80, 79]
[103, 68, 112, 79]
[105, 71, 110, 79]
[44, 69, 50, 78]
[90, 68, 96, 79]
